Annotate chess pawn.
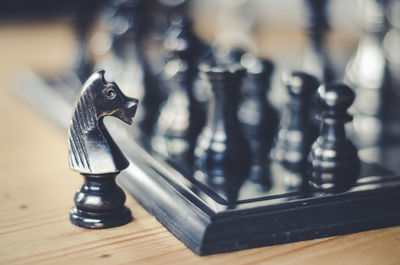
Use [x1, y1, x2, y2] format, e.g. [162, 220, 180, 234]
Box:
[69, 70, 138, 228]
[152, 16, 206, 161]
[195, 63, 250, 186]
[302, 0, 334, 82]
[237, 54, 278, 182]
[308, 83, 360, 189]
[271, 72, 319, 174]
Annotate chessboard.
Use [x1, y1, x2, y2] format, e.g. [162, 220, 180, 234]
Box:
[15, 0, 400, 256]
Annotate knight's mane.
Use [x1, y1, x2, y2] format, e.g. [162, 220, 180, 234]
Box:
[68, 72, 104, 172]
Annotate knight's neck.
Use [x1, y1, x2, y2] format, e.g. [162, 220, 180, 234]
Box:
[92, 117, 109, 142]
[79, 114, 109, 145]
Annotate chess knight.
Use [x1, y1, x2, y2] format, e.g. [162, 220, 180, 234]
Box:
[68, 70, 139, 229]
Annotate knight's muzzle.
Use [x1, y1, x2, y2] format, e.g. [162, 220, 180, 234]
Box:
[122, 97, 139, 124]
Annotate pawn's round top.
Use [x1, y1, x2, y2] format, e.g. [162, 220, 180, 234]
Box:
[317, 83, 355, 110]
[282, 71, 319, 97]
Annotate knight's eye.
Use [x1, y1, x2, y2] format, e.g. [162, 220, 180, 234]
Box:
[103, 88, 116, 100]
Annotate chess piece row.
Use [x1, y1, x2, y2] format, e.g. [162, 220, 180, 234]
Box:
[192, 57, 360, 190]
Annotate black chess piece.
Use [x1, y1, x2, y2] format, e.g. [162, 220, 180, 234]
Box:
[151, 16, 207, 162]
[271, 72, 319, 174]
[195, 62, 250, 186]
[69, 70, 138, 229]
[308, 83, 360, 189]
[237, 53, 277, 183]
[302, 0, 334, 82]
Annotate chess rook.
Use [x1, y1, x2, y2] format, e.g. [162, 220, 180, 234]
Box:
[308, 83, 360, 189]
[69, 70, 138, 228]
[195, 63, 250, 186]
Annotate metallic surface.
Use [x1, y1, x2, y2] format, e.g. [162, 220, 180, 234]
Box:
[68, 70, 138, 229]
[308, 83, 360, 189]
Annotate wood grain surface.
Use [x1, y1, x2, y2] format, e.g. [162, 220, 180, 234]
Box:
[0, 22, 399, 265]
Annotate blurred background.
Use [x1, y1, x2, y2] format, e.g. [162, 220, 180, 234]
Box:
[0, 0, 363, 80]
[1, 0, 400, 151]
[1, 0, 399, 96]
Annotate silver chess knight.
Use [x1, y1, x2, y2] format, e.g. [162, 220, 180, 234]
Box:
[68, 70, 139, 229]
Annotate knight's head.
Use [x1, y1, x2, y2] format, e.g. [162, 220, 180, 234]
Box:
[83, 70, 139, 124]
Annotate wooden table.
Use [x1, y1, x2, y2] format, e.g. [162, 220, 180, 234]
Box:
[0, 22, 399, 265]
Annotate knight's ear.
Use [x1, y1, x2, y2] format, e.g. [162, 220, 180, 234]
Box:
[83, 69, 107, 89]
[96, 69, 107, 84]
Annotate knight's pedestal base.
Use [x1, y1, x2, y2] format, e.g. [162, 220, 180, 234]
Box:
[70, 173, 133, 229]
[70, 206, 132, 229]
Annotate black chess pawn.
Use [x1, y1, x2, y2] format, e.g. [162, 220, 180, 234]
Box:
[308, 83, 360, 189]
[302, 0, 335, 82]
[69, 70, 138, 228]
[195, 63, 251, 186]
[237, 53, 278, 183]
[151, 16, 207, 162]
